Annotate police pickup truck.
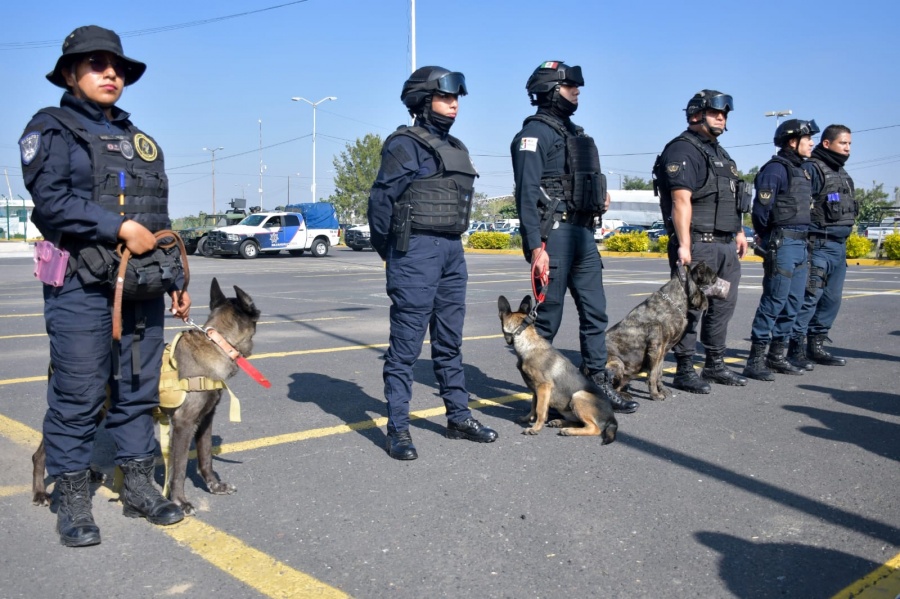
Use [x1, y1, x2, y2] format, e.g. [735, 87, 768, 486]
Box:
[206, 204, 340, 259]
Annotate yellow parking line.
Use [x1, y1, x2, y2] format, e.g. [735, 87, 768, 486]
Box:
[0, 484, 31, 498]
[0, 313, 43, 318]
[0, 333, 46, 340]
[0, 376, 45, 386]
[249, 334, 502, 360]
[831, 551, 900, 598]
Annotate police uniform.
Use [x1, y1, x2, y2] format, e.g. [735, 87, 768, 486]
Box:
[511, 109, 613, 365]
[745, 151, 810, 375]
[790, 147, 856, 365]
[21, 92, 179, 478]
[659, 129, 743, 363]
[368, 122, 482, 438]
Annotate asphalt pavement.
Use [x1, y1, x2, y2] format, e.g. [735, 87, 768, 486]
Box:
[0, 247, 898, 598]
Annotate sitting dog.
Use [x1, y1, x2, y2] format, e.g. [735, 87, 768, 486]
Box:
[32, 278, 261, 516]
[605, 262, 720, 401]
[498, 295, 617, 443]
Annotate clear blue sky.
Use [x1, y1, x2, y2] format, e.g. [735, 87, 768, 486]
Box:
[2, 0, 897, 218]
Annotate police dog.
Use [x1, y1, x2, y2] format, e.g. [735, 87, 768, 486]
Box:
[605, 262, 719, 401]
[498, 295, 617, 443]
[32, 278, 261, 516]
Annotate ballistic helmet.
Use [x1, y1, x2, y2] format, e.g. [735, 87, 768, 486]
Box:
[774, 119, 820, 146]
[401, 66, 467, 115]
[685, 89, 734, 121]
[46, 25, 146, 88]
[526, 61, 583, 103]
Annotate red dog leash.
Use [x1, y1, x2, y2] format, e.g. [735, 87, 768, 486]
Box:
[185, 318, 272, 388]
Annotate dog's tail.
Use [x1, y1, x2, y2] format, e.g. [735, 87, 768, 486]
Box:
[601, 417, 618, 445]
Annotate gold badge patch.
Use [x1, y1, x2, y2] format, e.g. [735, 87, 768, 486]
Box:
[759, 191, 772, 200]
[133, 133, 158, 162]
[666, 163, 681, 174]
[731, 165, 739, 176]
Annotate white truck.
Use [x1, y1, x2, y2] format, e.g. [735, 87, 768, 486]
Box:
[864, 217, 900, 241]
[206, 204, 340, 259]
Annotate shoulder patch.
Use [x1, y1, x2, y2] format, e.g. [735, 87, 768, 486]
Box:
[19, 132, 41, 165]
[730, 165, 739, 177]
[757, 190, 773, 205]
[134, 133, 158, 162]
[666, 162, 681, 174]
[519, 137, 538, 152]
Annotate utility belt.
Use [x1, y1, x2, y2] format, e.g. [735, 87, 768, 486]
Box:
[691, 231, 735, 244]
[555, 211, 595, 228]
[777, 228, 808, 240]
[808, 232, 847, 242]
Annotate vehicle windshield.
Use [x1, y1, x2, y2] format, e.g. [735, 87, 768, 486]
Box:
[239, 214, 266, 227]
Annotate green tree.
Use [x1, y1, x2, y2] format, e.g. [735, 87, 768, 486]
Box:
[855, 181, 892, 223]
[623, 175, 653, 190]
[739, 166, 759, 184]
[327, 133, 383, 223]
[471, 193, 515, 223]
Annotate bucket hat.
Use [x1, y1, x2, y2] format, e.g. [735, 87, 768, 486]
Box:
[46, 25, 146, 88]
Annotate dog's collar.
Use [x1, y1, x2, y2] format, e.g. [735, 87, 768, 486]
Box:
[659, 292, 681, 310]
[511, 305, 540, 338]
[184, 317, 271, 388]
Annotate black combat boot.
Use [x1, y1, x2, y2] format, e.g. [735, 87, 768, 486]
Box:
[386, 429, 418, 460]
[589, 369, 639, 413]
[446, 417, 499, 442]
[743, 342, 775, 382]
[120, 457, 184, 525]
[787, 336, 815, 371]
[766, 340, 804, 375]
[807, 334, 847, 366]
[701, 350, 748, 386]
[55, 469, 101, 547]
[672, 354, 711, 394]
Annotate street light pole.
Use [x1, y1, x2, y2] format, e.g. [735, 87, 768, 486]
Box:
[607, 170, 623, 190]
[291, 96, 337, 202]
[202, 146, 224, 215]
[764, 109, 792, 129]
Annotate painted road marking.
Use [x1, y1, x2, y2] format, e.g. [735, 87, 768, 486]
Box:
[832, 551, 900, 599]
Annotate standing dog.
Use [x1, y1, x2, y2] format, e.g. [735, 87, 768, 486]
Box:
[605, 262, 719, 401]
[498, 295, 617, 443]
[32, 278, 261, 516]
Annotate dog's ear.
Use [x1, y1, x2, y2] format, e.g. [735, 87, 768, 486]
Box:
[234, 285, 261, 321]
[519, 296, 533, 314]
[210, 278, 226, 309]
[498, 295, 511, 316]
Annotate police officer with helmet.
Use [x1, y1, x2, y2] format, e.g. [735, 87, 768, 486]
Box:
[368, 66, 498, 461]
[511, 60, 638, 414]
[19, 25, 188, 547]
[654, 90, 750, 394]
[743, 119, 819, 381]
[789, 124, 856, 368]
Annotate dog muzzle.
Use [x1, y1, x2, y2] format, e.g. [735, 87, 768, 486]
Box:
[701, 278, 730, 299]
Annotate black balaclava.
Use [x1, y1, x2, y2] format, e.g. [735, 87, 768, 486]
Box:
[812, 143, 849, 170]
[777, 146, 804, 167]
[420, 98, 455, 135]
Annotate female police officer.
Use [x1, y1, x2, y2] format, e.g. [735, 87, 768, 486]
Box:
[368, 66, 498, 460]
[19, 25, 189, 546]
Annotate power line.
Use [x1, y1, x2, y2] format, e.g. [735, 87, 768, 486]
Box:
[0, 1, 311, 50]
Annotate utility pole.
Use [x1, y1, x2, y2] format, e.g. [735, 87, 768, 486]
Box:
[202, 146, 224, 216]
[291, 96, 337, 202]
[765, 109, 792, 129]
[258, 119, 265, 210]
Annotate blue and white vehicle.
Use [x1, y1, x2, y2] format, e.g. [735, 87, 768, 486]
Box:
[206, 205, 340, 259]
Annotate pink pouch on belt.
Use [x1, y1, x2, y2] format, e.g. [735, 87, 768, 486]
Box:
[33, 241, 70, 287]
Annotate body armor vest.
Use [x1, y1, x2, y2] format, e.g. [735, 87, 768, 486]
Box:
[759, 155, 811, 228]
[388, 126, 477, 234]
[38, 107, 170, 233]
[656, 132, 741, 234]
[525, 113, 606, 214]
[807, 157, 857, 228]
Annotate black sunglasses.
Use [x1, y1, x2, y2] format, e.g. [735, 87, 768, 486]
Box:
[86, 55, 128, 78]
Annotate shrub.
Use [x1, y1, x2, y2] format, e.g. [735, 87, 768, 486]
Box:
[845, 232, 872, 259]
[508, 233, 523, 249]
[650, 234, 670, 253]
[467, 231, 510, 250]
[881, 232, 900, 260]
[605, 231, 650, 252]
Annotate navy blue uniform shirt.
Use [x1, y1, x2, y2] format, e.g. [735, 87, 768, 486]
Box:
[510, 110, 572, 254]
[368, 120, 445, 259]
[659, 129, 719, 194]
[21, 92, 129, 245]
[752, 154, 792, 234]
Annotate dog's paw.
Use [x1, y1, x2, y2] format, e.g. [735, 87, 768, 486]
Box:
[32, 492, 51, 507]
[89, 468, 107, 484]
[546, 419, 565, 428]
[523, 427, 541, 435]
[515, 413, 535, 424]
[178, 500, 197, 516]
[208, 481, 237, 495]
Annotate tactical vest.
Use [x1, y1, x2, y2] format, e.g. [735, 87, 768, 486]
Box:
[655, 132, 741, 234]
[388, 126, 477, 234]
[38, 107, 170, 233]
[758, 155, 811, 228]
[524, 113, 606, 214]
[806, 157, 857, 227]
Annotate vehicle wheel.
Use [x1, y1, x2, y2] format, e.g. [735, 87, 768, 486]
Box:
[288, 249, 305, 256]
[198, 236, 214, 257]
[311, 239, 329, 257]
[351, 246, 362, 252]
[239, 240, 259, 259]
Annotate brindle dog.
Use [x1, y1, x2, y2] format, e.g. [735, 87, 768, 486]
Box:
[32, 278, 261, 516]
[605, 262, 719, 401]
[498, 295, 617, 443]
